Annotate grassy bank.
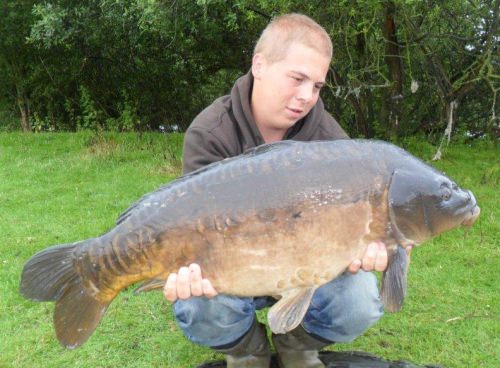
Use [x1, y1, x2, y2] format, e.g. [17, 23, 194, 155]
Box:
[0, 132, 498, 367]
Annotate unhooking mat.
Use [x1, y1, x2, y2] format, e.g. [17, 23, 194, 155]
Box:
[197, 351, 444, 368]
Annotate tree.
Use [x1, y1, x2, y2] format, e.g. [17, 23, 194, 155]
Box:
[0, 0, 497, 138]
[25, 0, 263, 131]
[0, 1, 38, 132]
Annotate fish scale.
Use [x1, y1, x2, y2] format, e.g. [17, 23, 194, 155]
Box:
[20, 139, 480, 348]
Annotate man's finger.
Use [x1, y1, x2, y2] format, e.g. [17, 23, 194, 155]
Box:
[189, 263, 203, 296]
[201, 279, 218, 298]
[164, 273, 178, 302]
[373, 242, 388, 271]
[176, 266, 191, 299]
[361, 242, 378, 271]
[347, 259, 362, 274]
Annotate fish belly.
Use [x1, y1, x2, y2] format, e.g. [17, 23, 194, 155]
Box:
[171, 198, 377, 297]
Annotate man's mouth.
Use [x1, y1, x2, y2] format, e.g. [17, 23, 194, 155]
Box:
[287, 107, 304, 117]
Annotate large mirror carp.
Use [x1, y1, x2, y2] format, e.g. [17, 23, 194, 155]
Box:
[20, 139, 480, 349]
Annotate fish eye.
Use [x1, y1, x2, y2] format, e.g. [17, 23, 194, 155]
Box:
[441, 185, 452, 201]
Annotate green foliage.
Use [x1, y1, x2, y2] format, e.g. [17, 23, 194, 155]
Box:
[105, 100, 140, 132]
[0, 1, 498, 137]
[0, 1, 39, 131]
[0, 100, 18, 132]
[78, 86, 102, 131]
[29, 2, 70, 48]
[12, 0, 263, 132]
[30, 112, 56, 132]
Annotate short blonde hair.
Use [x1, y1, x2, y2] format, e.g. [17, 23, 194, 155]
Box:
[253, 13, 333, 63]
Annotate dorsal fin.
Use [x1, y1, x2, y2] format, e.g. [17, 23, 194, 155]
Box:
[243, 140, 299, 156]
[116, 140, 301, 225]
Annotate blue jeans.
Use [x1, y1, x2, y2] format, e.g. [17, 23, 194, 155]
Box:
[173, 271, 383, 347]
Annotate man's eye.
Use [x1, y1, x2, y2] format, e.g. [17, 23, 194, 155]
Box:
[292, 76, 303, 82]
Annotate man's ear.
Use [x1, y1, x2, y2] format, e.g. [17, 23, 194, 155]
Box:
[252, 53, 266, 80]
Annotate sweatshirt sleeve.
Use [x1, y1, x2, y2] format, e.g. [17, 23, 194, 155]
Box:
[182, 126, 230, 174]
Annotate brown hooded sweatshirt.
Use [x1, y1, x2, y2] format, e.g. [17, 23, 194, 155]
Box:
[182, 71, 349, 174]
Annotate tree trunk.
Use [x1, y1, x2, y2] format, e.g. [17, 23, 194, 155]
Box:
[330, 67, 370, 137]
[17, 90, 31, 132]
[355, 31, 374, 138]
[382, 1, 403, 138]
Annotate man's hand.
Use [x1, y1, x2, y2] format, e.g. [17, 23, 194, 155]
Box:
[163, 263, 218, 302]
[348, 241, 389, 273]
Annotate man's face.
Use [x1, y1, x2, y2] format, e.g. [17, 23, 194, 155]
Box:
[251, 42, 331, 133]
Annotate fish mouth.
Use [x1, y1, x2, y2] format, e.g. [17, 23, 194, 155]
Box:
[461, 205, 480, 227]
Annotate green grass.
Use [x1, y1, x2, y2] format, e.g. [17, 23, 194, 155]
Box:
[0, 132, 498, 367]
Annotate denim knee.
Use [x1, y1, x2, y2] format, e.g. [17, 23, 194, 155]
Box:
[173, 294, 256, 347]
[302, 271, 384, 343]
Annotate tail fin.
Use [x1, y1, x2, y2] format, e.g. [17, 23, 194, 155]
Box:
[20, 241, 110, 349]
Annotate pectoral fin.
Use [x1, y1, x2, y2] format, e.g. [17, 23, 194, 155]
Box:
[380, 246, 408, 312]
[268, 287, 316, 334]
[134, 278, 166, 294]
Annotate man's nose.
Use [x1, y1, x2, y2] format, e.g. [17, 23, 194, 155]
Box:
[296, 83, 314, 103]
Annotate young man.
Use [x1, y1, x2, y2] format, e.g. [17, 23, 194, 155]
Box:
[164, 14, 391, 368]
